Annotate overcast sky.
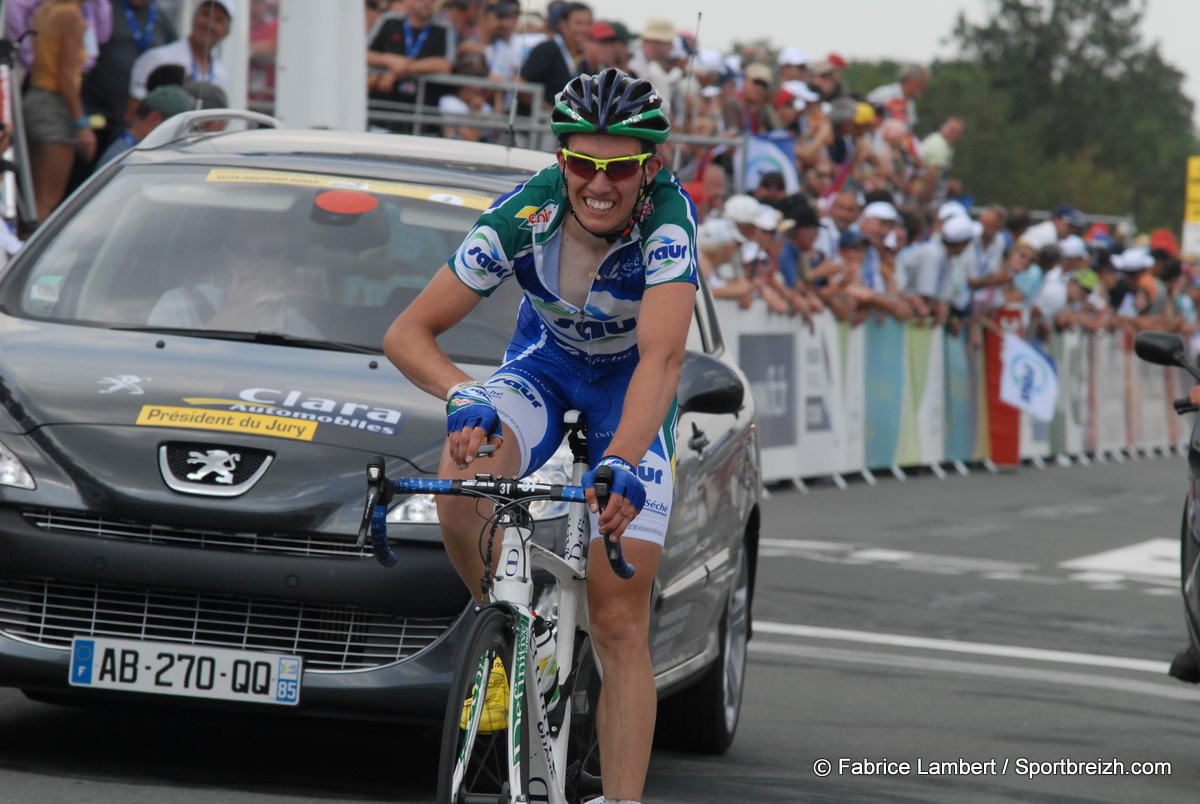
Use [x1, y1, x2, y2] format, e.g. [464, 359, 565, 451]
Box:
[590, 0, 1200, 125]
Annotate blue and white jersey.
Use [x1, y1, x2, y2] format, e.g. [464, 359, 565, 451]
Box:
[449, 165, 699, 373]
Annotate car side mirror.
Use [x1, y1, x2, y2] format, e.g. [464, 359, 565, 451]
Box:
[678, 352, 744, 416]
[1134, 331, 1186, 367]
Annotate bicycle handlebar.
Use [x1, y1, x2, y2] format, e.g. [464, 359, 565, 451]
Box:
[592, 464, 635, 579]
[359, 456, 634, 578]
[1174, 397, 1200, 415]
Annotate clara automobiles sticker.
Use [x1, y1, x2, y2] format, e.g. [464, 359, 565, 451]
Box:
[134, 387, 404, 441]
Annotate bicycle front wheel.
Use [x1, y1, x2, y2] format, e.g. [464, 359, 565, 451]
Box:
[437, 606, 528, 804]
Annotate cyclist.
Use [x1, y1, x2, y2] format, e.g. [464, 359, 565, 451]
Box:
[384, 68, 698, 804]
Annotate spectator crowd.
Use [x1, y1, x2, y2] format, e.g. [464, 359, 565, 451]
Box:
[5, 0, 1198, 352]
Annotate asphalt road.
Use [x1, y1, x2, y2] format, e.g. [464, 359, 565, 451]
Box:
[0, 454, 1195, 803]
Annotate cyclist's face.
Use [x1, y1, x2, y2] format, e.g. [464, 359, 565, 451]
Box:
[558, 133, 662, 235]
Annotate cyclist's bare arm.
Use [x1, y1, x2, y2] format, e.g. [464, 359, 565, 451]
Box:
[587, 280, 696, 539]
[383, 265, 501, 465]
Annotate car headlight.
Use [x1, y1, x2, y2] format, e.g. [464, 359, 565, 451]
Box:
[0, 440, 34, 489]
[387, 442, 574, 525]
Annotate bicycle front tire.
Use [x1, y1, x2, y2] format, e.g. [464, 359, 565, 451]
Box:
[437, 606, 529, 804]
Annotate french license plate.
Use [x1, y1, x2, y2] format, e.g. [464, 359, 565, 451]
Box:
[68, 637, 302, 706]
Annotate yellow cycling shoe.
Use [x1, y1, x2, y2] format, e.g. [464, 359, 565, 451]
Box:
[460, 656, 509, 733]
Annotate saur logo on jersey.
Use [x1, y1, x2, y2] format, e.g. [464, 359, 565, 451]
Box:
[643, 223, 693, 282]
[455, 227, 509, 290]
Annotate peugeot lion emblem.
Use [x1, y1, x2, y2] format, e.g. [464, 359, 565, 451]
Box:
[186, 450, 241, 484]
[159, 443, 272, 497]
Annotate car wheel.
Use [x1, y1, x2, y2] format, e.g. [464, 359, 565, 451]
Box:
[436, 606, 526, 804]
[655, 544, 750, 754]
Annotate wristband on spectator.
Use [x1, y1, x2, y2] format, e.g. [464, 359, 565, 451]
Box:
[73, 116, 91, 130]
[445, 379, 484, 402]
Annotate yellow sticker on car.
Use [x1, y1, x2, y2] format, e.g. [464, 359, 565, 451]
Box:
[136, 405, 317, 441]
[204, 168, 494, 210]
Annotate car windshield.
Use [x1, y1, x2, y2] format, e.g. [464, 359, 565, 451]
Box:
[3, 165, 525, 364]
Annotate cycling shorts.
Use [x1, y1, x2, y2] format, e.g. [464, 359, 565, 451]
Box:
[485, 348, 676, 546]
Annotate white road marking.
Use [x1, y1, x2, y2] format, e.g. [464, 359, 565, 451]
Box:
[1058, 538, 1179, 581]
[753, 621, 1170, 674]
[760, 537, 1181, 591]
[749, 642, 1200, 701]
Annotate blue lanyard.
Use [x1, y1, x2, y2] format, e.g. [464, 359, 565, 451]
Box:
[190, 54, 213, 83]
[862, 247, 879, 290]
[123, 0, 157, 54]
[120, 130, 137, 147]
[403, 19, 431, 59]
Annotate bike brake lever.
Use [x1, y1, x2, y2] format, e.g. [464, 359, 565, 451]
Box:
[361, 456, 398, 567]
[593, 464, 635, 580]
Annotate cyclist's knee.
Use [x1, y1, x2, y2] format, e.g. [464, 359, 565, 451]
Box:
[588, 599, 650, 658]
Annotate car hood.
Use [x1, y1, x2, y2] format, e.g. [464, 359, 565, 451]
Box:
[0, 317, 470, 460]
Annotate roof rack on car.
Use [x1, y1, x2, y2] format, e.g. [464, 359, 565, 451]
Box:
[136, 109, 283, 151]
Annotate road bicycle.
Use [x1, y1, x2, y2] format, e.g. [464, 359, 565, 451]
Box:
[359, 412, 633, 804]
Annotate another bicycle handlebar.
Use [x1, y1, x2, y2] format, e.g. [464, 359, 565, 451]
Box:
[359, 455, 634, 578]
[1175, 397, 1199, 415]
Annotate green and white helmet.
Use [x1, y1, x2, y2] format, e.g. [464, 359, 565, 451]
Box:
[551, 68, 671, 144]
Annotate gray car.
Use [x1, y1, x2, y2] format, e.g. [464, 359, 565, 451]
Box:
[0, 112, 760, 755]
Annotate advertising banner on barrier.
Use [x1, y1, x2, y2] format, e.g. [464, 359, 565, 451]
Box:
[1091, 329, 1126, 453]
[709, 294, 1182, 483]
[943, 328, 975, 462]
[1050, 330, 1090, 457]
[985, 309, 1023, 466]
[796, 310, 851, 477]
[900, 324, 946, 467]
[864, 317, 908, 469]
[840, 320, 867, 473]
[1137, 351, 1171, 450]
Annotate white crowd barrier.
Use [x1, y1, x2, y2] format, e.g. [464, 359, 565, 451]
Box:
[714, 298, 1191, 485]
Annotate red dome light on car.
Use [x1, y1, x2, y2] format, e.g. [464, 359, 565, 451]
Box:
[314, 190, 378, 215]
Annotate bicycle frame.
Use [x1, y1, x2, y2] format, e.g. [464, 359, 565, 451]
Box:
[361, 412, 627, 803]
[457, 451, 590, 804]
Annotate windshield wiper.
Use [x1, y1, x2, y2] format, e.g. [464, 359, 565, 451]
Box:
[110, 326, 382, 354]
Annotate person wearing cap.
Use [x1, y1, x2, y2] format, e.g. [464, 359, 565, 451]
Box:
[723, 61, 780, 134]
[774, 196, 827, 317]
[367, 0, 457, 131]
[722, 195, 790, 315]
[519, 1, 591, 107]
[908, 213, 977, 327]
[1054, 265, 1107, 331]
[1020, 202, 1085, 251]
[438, 0, 484, 45]
[626, 17, 683, 104]
[865, 63, 927, 127]
[778, 46, 809, 83]
[852, 199, 917, 321]
[807, 58, 847, 101]
[1033, 234, 1088, 322]
[94, 83, 194, 168]
[580, 20, 619, 73]
[82, 0, 177, 155]
[697, 216, 756, 307]
[126, 0, 231, 124]
[477, 0, 521, 86]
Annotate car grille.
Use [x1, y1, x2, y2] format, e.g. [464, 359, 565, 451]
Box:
[22, 508, 372, 559]
[0, 578, 455, 671]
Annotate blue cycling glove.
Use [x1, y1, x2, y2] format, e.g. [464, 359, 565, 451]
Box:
[446, 381, 502, 440]
[583, 456, 646, 514]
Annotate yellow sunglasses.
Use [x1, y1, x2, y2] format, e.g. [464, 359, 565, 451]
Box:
[561, 148, 654, 181]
